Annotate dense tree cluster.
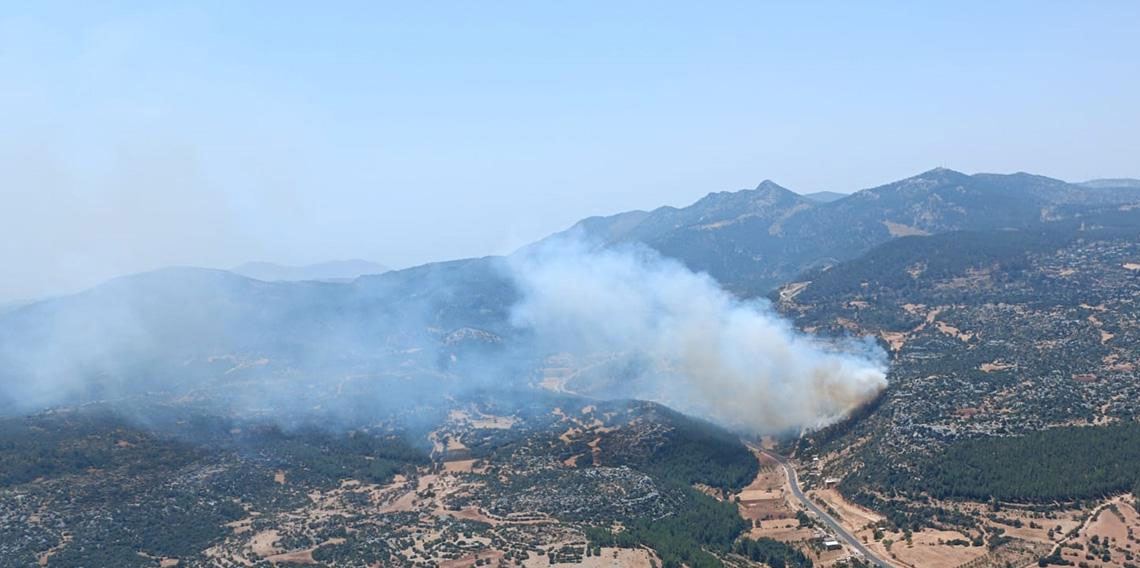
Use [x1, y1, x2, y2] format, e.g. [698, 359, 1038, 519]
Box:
[921, 421, 1140, 502]
[45, 491, 247, 566]
[640, 415, 759, 492]
[585, 486, 748, 568]
[250, 425, 428, 487]
[733, 537, 813, 568]
[0, 411, 201, 487]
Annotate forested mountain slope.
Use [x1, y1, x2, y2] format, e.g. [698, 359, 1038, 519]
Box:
[781, 208, 1140, 509]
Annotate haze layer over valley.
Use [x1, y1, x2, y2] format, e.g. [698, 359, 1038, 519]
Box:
[4, 168, 1137, 429]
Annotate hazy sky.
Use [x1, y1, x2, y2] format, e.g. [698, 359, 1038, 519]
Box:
[3, 1, 1138, 302]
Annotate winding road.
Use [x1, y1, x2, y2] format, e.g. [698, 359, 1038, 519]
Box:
[757, 448, 895, 568]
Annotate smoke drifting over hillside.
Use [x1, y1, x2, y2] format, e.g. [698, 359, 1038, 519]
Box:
[0, 233, 886, 435]
[507, 238, 888, 433]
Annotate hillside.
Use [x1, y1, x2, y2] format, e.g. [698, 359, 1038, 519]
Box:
[0, 394, 762, 568]
[0, 258, 517, 416]
[1080, 178, 1140, 190]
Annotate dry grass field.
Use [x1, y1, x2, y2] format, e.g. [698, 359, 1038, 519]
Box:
[1044, 495, 1140, 568]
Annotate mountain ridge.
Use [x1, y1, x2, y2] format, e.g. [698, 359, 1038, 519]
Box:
[801, 190, 848, 203]
[231, 259, 389, 282]
[547, 168, 1140, 294]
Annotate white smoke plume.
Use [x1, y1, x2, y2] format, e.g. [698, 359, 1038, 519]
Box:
[507, 237, 888, 433]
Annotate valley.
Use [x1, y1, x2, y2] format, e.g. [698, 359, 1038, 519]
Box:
[3, 169, 1140, 567]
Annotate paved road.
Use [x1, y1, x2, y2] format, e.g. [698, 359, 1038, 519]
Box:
[758, 448, 895, 568]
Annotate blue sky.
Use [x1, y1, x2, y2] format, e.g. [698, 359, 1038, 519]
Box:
[2, 1, 1138, 300]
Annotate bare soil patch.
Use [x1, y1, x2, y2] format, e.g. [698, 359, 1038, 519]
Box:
[885, 529, 985, 568]
[573, 547, 658, 568]
[249, 529, 280, 557]
[883, 220, 930, 237]
[264, 548, 315, 565]
[1088, 508, 1129, 541]
[443, 459, 477, 473]
[811, 489, 884, 530]
[441, 549, 504, 568]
